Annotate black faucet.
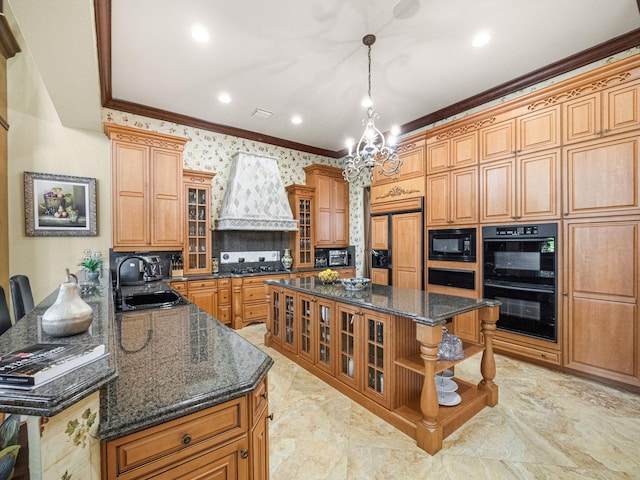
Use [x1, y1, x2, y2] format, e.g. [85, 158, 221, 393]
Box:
[115, 255, 149, 310]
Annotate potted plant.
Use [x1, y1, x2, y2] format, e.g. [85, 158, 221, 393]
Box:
[79, 257, 102, 281]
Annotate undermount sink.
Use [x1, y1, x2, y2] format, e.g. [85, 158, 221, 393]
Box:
[117, 290, 189, 312]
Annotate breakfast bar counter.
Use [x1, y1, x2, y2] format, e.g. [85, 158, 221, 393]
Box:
[263, 277, 500, 455]
[0, 275, 273, 479]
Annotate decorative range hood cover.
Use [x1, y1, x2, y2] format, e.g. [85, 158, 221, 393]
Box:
[216, 152, 298, 231]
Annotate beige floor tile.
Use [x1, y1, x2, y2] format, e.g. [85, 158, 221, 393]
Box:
[237, 323, 640, 479]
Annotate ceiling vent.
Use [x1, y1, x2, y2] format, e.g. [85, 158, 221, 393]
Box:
[252, 108, 273, 119]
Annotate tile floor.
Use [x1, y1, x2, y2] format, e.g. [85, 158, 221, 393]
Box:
[237, 324, 640, 480]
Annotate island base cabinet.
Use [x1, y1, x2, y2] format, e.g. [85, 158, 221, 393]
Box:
[101, 394, 264, 479]
[266, 283, 501, 455]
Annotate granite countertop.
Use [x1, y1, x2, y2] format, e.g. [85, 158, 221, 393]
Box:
[0, 275, 116, 416]
[100, 302, 272, 441]
[265, 277, 500, 326]
[0, 273, 273, 443]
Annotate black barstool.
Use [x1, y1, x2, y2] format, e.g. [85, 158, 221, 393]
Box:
[9, 275, 34, 322]
[0, 286, 12, 335]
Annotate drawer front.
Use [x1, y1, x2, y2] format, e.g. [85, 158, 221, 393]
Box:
[218, 288, 231, 305]
[188, 279, 217, 291]
[171, 282, 187, 294]
[218, 305, 231, 324]
[493, 338, 561, 365]
[218, 278, 231, 287]
[243, 303, 269, 321]
[110, 397, 246, 476]
[243, 284, 267, 302]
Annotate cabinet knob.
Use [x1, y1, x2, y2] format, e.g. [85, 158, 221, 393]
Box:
[181, 434, 192, 445]
[603, 129, 610, 134]
[563, 212, 569, 216]
[562, 292, 568, 296]
[260, 391, 268, 399]
[240, 448, 249, 459]
[267, 413, 274, 421]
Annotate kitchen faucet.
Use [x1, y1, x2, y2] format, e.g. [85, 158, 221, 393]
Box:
[114, 255, 149, 310]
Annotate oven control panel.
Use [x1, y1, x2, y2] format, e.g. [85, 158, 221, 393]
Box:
[495, 225, 538, 236]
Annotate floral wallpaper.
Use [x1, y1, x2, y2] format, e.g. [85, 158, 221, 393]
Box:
[102, 109, 368, 274]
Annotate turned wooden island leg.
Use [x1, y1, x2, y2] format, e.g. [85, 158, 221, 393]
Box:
[415, 323, 443, 455]
[478, 303, 500, 406]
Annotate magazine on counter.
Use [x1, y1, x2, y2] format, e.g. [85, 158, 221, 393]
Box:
[0, 343, 106, 389]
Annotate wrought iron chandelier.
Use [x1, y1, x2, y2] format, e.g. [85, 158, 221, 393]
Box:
[343, 34, 402, 183]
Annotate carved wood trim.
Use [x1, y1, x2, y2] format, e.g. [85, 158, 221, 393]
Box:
[526, 72, 632, 110]
[103, 123, 188, 150]
[433, 117, 497, 141]
[375, 186, 421, 200]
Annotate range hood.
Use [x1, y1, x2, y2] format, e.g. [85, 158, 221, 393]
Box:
[216, 152, 298, 231]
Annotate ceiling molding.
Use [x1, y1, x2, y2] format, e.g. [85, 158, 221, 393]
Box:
[94, 0, 640, 159]
[400, 27, 640, 138]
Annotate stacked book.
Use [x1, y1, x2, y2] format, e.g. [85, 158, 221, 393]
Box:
[0, 343, 106, 389]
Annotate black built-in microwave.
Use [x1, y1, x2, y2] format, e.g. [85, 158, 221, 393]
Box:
[428, 228, 476, 262]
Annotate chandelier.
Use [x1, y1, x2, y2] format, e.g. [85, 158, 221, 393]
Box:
[343, 34, 402, 183]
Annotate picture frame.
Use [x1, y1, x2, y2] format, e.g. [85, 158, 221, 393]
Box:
[24, 171, 97, 237]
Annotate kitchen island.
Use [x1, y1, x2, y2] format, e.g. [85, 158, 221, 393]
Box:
[0, 275, 273, 479]
[264, 277, 500, 455]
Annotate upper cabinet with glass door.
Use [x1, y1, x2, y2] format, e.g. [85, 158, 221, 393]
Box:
[183, 170, 215, 275]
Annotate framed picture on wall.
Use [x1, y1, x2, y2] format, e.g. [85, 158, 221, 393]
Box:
[24, 171, 98, 236]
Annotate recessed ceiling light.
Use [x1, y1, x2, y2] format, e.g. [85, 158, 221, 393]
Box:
[191, 24, 210, 43]
[291, 115, 302, 125]
[218, 92, 231, 104]
[472, 31, 491, 47]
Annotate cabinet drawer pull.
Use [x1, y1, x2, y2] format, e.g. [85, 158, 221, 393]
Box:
[240, 448, 249, 459]
[181, 434, 192, 445]
[267, 413, 274, 421]
[260, 391, 268, 399]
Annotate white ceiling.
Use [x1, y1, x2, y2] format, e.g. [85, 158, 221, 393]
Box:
[8, 0, 640, 155]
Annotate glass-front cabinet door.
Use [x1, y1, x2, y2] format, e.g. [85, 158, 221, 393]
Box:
[298, 293, 314, 364]
[282, 291, 297, 354]
[183, 170, 214, 275]
[286, 184, 315, 268]
[315, 298, 335, 375]
[336, 305, 361, 390]
[363, 311, 390, 408]
[269, 288, 283, 346]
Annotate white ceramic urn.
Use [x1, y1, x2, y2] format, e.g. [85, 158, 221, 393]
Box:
[42, 269, 94, 337]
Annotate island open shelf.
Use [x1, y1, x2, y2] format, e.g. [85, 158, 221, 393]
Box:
[263, 277, 500, 455]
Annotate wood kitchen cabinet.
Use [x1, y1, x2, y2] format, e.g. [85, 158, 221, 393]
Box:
[563, 218, 640, 387]
[105, 124, 187, 251]
[563, 80, 640, 145]
[371, 215, 389, 250]
[479, 106, 560, 162]
[391, 211, 423, 289]
[304, 164, 349, 248]
[480, 149, 561, 223]
[427, 131, 477, 174]
[233, 274, 289, 330]
[426, 166, 478, 226]
[563, 132, 640, 218]
[372, 135, 426, 184]
[286, 184, 315, 268]
[336, 304, 391, 408]
[101, 396, 249, 479]
[183, 170, 215, 275]
[187, 279, 218, 319]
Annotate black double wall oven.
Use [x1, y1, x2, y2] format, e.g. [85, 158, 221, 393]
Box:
[482, 223, 558, 343]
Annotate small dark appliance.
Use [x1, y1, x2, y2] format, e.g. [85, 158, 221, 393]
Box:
[428, 228, 476, 262]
